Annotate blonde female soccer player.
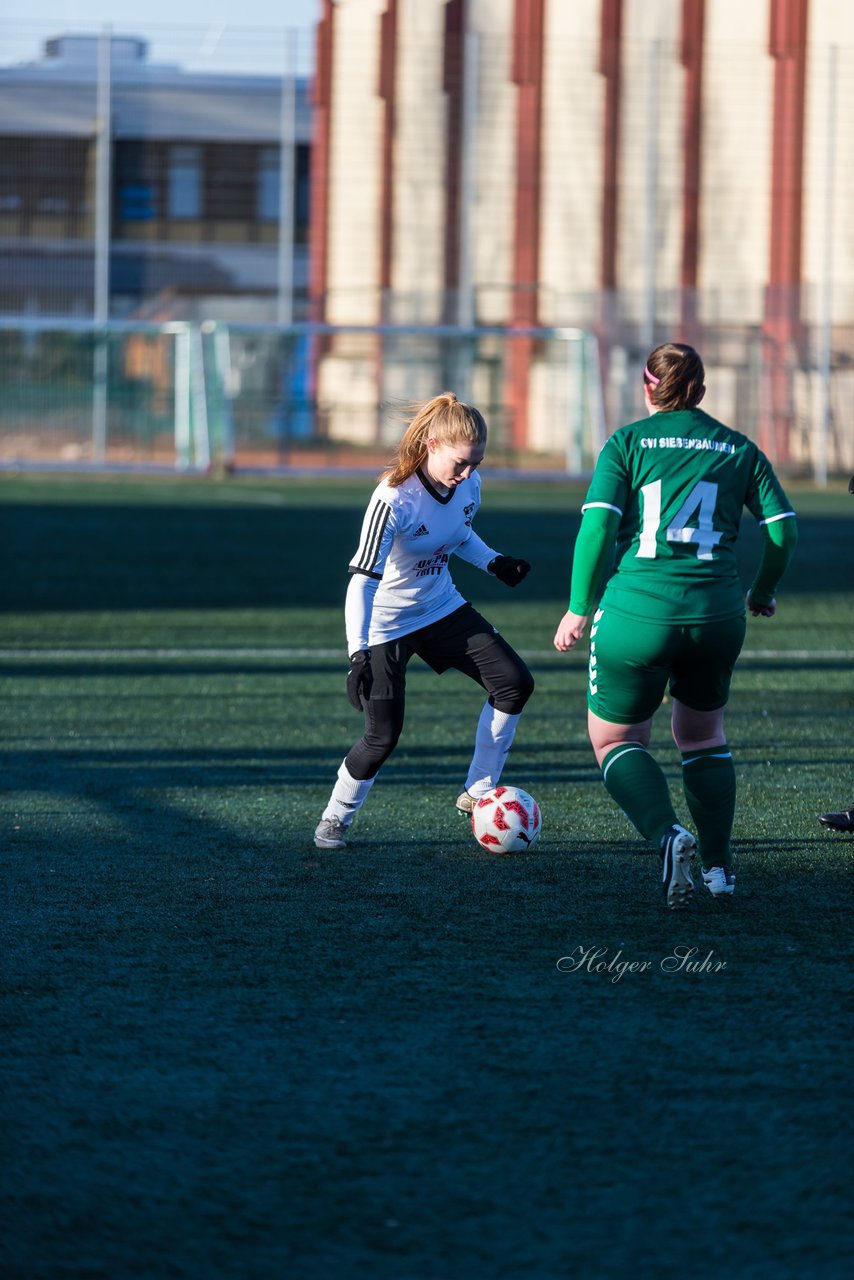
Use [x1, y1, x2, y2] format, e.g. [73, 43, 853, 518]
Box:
[554, 343, 797, 909]
[314, 392, 534, 849]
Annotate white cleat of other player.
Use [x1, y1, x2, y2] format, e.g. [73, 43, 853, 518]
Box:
[702, 865, 736, 897]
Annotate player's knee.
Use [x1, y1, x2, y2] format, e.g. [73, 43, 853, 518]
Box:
[346, 699, 405, 777]
[493, 665, 534, 715]
[345, 727, 400, 778]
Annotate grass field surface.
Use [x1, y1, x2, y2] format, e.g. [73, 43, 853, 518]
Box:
[1, 472, 852, 1279]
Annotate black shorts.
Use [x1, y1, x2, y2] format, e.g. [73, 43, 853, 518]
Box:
[368, 603, 533, 712]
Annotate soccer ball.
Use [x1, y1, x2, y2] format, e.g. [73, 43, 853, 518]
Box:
[471, 785, 542, 854]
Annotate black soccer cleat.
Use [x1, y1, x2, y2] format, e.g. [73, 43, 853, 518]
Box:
[818, 807, 854, 833]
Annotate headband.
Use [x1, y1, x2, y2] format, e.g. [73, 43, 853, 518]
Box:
[643, 365, 660, 386]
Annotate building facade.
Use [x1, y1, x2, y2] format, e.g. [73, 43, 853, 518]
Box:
[310, 0, 854, 465]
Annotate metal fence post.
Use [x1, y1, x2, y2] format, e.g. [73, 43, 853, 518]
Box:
[174, 326, 192, 470]
[92, 26, 112, 462]
[643, 39, 661, 352]
[277, 30, 298, 327]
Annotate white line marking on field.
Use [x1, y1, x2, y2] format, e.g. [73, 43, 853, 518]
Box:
[0, 647, 852, 663]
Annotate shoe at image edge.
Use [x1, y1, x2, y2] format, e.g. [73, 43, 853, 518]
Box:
[817, 807, 854, 833]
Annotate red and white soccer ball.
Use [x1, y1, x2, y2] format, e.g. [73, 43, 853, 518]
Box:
[471, 785, 542, 854]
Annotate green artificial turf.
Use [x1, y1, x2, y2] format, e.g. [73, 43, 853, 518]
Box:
[1, 473, 852, 1279]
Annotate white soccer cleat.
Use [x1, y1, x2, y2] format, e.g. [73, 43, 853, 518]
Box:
[660, 824, 697, 910]
[455, 791, 476, 815]
[314, 817, 349, 849]
[702, 865, 736, 897]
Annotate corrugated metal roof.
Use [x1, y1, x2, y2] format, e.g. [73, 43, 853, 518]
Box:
[0, 73, 311, 141]
[0, 85, 98, 135]
[113, 85, 299, 142]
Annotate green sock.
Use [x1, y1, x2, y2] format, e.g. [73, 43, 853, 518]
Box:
[601, 742, 678, 847]
[681, 745, 736, 869]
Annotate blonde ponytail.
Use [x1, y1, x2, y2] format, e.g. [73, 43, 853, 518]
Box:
[381, 392, 487, 488]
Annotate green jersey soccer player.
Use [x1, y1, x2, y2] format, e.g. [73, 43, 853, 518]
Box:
[554, 342, 797, 911]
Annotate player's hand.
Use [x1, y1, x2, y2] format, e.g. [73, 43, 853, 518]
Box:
[346, 649, 373, 709]
[553, 611, 590, 651]
[746, 590, 776, 618]
[488, 555, 531, 587]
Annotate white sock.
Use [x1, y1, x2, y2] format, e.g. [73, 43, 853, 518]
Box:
[322, 761, 377, 826]
[463, 703, 521, 797]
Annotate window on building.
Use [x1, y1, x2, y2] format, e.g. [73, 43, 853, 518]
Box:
[257, 146, 280, 222]
[168, 145, 202, 219]
[0, 136, 88, 223]
[295, 143, 310, 241]
[256, 144, 310, 234]
[206, 144, 256, 221]
[114, 141, 161, 222]
[0, 140, 23, 213]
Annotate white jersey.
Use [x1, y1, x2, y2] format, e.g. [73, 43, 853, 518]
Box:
[345, 468, 499, 652]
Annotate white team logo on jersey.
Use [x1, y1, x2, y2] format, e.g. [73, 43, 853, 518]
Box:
[415, 550, 450, 578]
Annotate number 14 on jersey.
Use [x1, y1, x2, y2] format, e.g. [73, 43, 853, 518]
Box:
[637, 480, 723, 561]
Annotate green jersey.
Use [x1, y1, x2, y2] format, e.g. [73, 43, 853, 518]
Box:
[582, 408, 795, 623]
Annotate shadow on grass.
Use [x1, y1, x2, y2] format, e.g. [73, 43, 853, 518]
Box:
[0, 742, 601, 795]
[3, 497, 852, 611]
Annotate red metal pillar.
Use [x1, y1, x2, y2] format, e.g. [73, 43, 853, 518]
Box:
[507, 0, 545, 453]
[375, 2, 399, 437]
[309, 0, 335, 323]
[762, 0, 809, 461]
[599, 0, 622, 300]
[308, 0, 336, 441]
[442, 0, 466, 325]
[378, 1, 398, 318]
[597, 0, 623, 427]
[679, 0, 705, 342]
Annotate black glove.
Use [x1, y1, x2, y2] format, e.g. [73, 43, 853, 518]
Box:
[488, 555, 531, 588]
[346, 649, 372, 710]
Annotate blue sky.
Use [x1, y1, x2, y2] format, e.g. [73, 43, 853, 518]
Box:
[2, 0, 321, 74]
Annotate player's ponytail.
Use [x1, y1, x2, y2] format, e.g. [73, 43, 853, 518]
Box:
[381, 392, 488, 487]
[643, 342, 705, 412]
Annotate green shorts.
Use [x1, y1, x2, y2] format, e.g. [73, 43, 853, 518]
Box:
[587, 605, 747, 724]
